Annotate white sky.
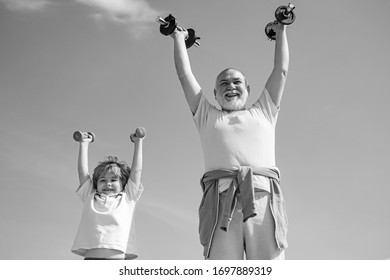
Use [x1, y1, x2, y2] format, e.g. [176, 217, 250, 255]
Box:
[0, 0, 389, 260]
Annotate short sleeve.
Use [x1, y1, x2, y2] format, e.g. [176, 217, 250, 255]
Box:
[75, 176, 94, 202]
[193, 93, 213, 131]
[253, 88, 279, 125]
[125, 178, 144, 202]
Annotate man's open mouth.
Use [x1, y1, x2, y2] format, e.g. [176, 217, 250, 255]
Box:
[225, 92, 240, 100]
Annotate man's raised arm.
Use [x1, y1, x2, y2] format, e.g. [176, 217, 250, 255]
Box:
[171, 27, 203, 115]
[265, 24, 289, 108]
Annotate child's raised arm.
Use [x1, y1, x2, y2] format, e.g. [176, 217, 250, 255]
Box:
[171, 27, 203, 115]
[77, 141, 90, 185]
[129, 132, 144, 187]
[74, 131, 94, 185]
[77, 139, 92, 186]
[264, 23, 289, 108]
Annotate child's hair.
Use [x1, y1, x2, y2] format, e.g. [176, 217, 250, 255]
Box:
[92, 156, 131, 191]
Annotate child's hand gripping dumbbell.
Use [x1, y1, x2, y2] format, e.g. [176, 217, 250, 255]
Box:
[73, 131, 95, 143]
[265, 3, 296, 41]
[130, 127, 146, 143]
[156, 14, 200, 49]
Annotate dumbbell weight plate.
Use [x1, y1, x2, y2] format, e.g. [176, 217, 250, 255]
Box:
[160, 14, 177, 36]
[185, 28, 199, 49]
[275, 5, 295, 25]
[265, 22, 277, 41]
[87, 132, 95, 143]
[135, 127, 146, 138]
[73, 131, 83, 142]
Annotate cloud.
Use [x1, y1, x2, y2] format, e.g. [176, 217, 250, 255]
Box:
[1, 0, 53, 12]
[76, 0, 160, 23]
[75, 0, 163, 39]
[1, 0, 163, 39]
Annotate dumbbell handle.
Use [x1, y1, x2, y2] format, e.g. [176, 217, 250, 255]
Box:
[285, 3, 295, 13]
[156, 16, 169, 26]
[73, 131, 95, 143]
[156, 16, 200, 47]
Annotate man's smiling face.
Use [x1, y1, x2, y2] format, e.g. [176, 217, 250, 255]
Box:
[214, 68, 250, 112]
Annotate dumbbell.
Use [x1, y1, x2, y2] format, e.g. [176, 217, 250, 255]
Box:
[265, 3, 296, 41]
[73, 131, 95, 143]
[156, 14, 200, 48]
[130, 127, 146, 143]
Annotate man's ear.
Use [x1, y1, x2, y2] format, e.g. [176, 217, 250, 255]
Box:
[214, 88, 217, 98]
[247, 85, 251, 95]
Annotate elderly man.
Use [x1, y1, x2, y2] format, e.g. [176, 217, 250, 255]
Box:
[170, 21, 290, 260]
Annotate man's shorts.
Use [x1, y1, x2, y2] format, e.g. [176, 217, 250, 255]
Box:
[207, 189, 285, 260]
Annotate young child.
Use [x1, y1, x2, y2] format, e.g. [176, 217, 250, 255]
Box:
[71, 131, 144, 260]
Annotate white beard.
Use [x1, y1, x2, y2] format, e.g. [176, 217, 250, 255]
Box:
[216, 95, 247, 111]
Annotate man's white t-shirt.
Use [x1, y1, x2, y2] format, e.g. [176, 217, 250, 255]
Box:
[193, 88, 279, 192]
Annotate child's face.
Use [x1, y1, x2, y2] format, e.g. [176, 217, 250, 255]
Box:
[214, 69, 249, 112]
[96, 171, 123, 196]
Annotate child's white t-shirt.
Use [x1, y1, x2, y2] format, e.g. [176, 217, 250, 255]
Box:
[71, 176, 143, 259]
